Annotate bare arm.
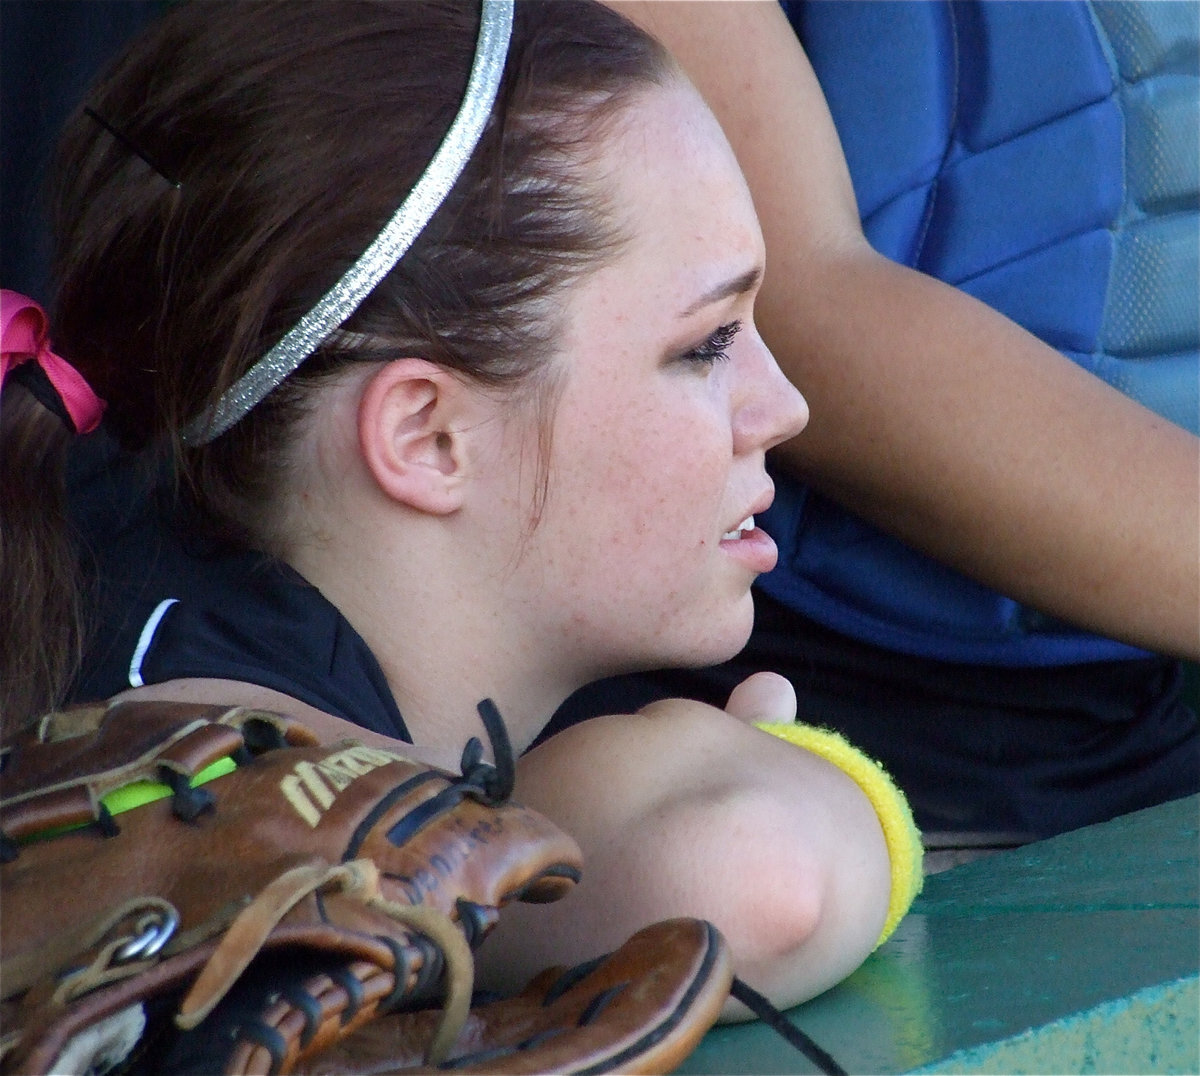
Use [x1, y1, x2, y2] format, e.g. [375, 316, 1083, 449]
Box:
[610, 0, 1200, 660]
[483, 701, 891, 1018]
[121, 680, 887, 1013]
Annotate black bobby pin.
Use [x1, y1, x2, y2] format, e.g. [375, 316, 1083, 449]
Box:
[84, 106, 181, 189]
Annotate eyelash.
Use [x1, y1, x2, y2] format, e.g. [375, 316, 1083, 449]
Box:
[681, 321, 742, 367]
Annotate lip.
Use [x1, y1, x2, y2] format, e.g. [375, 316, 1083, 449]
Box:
[719, 524, 778, 574]
[719, 484, 777, 574]
[723, 484, 775, 537]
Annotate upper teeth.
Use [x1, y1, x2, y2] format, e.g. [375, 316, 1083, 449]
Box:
[723, 516, 754, 540]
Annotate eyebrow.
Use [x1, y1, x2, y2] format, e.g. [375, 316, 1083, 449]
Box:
[679, 266, 763, 319]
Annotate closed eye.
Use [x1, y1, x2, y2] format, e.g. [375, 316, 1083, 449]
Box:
[680, 321, 741, 367]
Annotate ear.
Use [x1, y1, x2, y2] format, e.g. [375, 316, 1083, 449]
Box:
[357, 359, 475, 515]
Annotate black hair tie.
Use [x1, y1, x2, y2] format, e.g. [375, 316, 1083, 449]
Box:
[7, 360, 76, 432]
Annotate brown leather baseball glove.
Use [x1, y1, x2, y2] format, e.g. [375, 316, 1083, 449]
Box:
[0, 699, 731, 1074]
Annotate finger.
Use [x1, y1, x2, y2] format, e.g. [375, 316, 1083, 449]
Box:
[724, 672, 797, 725]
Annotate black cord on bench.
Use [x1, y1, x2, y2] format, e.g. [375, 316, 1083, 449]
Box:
[730, 977, 848, 1075]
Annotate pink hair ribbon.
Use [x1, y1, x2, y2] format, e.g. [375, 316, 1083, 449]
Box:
[1, 289, 105, 434]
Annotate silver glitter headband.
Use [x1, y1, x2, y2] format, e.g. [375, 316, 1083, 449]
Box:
[182, 0, 515, 445]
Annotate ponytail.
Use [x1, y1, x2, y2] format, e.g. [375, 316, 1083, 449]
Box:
[0, 290, 105, 733]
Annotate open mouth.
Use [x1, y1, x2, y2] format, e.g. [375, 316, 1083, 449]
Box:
[722, 516, 754, 541]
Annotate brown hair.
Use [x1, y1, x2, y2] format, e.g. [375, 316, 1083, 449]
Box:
[0, 393, 82, 729]
[50, 0, 671, 552]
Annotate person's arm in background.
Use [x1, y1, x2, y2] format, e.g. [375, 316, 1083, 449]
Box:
[609, 1, 1200, 660]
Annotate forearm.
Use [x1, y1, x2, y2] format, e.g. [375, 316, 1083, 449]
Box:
[771, 247, 1200, 660]
[485, 705, 892, 1017]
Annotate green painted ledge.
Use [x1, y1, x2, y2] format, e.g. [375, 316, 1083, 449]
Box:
[675, 794, 1199, 1075]
[913, 974, 1198, 1075]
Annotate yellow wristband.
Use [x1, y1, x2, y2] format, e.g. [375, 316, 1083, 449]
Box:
[756, 721, 923, 948]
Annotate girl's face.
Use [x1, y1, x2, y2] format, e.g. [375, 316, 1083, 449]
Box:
[481, 79, 808, 683]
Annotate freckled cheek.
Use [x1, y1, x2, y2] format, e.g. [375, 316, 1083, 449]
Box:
[612, 453, 726, 559]
[553, 400, 729, 550]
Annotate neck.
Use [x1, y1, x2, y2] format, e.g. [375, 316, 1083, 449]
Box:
[287, 514, 583, 757]
[383, 634, 570, 758]
[276, 380, 598, 755]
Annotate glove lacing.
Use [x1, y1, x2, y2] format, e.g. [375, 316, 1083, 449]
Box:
[457, 698, 515, 805]
[173, 702, 519, 1068]
[177, 859, 474, 1066]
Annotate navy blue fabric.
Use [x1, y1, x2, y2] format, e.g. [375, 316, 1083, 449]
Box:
[766, 0, 1199, 665]
[68, 433, 410, 743]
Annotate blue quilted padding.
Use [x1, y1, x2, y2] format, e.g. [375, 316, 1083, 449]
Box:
[764, 0, 1198, 664]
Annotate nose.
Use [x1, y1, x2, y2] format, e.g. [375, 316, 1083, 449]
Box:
[732, 335, 809, 456]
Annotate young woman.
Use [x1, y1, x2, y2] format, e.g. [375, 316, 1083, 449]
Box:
[31, 0, 914, 1014]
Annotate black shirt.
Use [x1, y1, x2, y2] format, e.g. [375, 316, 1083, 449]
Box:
[68, 431, 410, 742]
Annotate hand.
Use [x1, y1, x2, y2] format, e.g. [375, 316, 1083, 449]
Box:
[723, 671, 797, 726]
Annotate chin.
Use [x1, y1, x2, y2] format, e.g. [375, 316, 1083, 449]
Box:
[592, 595, 755, 677]
[672, 602, 756, 670]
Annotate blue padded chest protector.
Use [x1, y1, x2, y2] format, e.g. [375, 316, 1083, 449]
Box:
[762, 0, 1198, 665]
